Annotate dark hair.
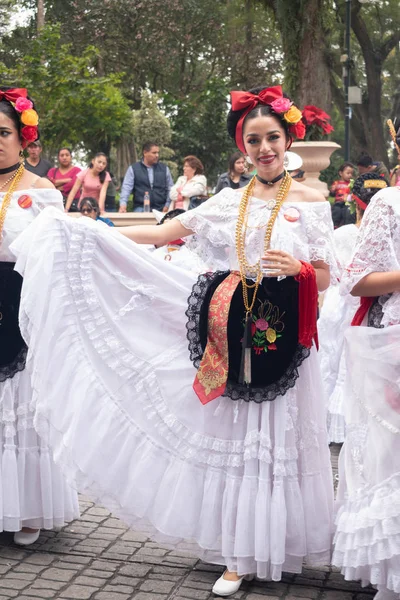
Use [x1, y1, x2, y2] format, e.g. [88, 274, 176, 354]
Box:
[89, 152, 108, 184]
[338, 162, 354, 174]
[183, 155, 204, 175]
[58, 147, 72, 156]
[227, 86, 291, 144]
[352, 172, 388, 214]
[80, 197, 99, 216]
[158, 208, 185, 225]
[228, 151, 244, 175]
[356, 152, 373, 168]
[0, 86, 39, 143]
[142, 141, 159, 153]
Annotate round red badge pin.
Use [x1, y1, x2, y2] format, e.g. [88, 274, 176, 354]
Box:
[284, 207, 300, 222]
[18, 195, 32, 209]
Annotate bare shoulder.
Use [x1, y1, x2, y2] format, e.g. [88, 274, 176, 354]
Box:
[289, 180, 326, 203]
[34, 177, 56, 190]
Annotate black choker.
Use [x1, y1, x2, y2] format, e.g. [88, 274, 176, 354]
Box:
[0, 162, 20, 175]
[256, 172, 285, 186]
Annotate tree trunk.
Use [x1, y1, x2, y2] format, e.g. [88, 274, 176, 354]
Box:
[37, 0, 45, 31]
[268, 0, 332, 111]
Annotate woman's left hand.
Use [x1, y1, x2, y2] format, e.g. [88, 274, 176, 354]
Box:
[261, 250, 302, 277]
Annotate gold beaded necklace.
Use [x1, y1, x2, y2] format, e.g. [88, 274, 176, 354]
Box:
[0, 164, 25, 242]
[235, 172, 292, 314]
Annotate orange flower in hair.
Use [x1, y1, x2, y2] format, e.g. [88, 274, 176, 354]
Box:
[284, 106, 302, 124]
[21, 109, 39, 126]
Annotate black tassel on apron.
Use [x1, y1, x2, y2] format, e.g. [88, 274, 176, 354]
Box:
[239, 311, 253, 385]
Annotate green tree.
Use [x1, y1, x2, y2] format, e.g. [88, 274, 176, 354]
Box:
[0, 24, 133, 159]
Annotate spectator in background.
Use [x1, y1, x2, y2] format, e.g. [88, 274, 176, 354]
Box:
[47, 147, 81, 211]
[330, 162, 355, 229]
[65, 153, 111, 213]
[214, 151, 251, 193]
[356, 152, 390, 180]
[105, 172, 120, 212]
[169, 155, 207, 211]
[119, 141, 174, 213]
[24, 140, 52, 177]
[79, 197, 115, 227]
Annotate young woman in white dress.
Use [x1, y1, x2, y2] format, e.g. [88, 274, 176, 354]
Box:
[0, 87, 79, 545]
[12, 85, 336, 595]
[318, 173, 388, 443]
[332, 170, 400, 599]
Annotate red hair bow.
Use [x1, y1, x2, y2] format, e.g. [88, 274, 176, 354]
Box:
[230, 86, 283, 153]
[0, 88, 28, 103]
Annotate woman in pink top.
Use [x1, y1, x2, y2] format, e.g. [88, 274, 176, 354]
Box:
[65, 153, 111, 213]
[48, 147, 81, 210]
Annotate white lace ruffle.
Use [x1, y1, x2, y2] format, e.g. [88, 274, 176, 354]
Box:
[333, 473, 400, 593]
[0, 368, 79, 531]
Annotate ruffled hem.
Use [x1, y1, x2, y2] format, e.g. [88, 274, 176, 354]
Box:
[12, 210, 334, 578]
[0, 368, 80, 531]
[333, 473, 400, 593]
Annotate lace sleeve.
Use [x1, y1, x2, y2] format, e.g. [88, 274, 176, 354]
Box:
[177, 188, 237, 247]
[340, 189, 400, 296]
[303, 201, 340, 285]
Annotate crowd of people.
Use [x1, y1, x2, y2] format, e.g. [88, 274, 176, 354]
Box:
[0, 83, 400, 600]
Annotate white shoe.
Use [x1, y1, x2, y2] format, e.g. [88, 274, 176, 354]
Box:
[13, 529, 41, 546]
[212, 572, 244, 597]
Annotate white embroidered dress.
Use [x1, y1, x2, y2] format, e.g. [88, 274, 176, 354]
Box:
[318, 224, 359, 443]
[333, 187, 400, 593]
[12, 188, 335, 578]
[0, 189, 79, 532]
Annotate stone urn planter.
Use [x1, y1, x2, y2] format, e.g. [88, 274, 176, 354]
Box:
[291, 141, 341, 198]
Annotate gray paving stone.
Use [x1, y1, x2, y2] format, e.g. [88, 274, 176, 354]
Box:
[132, 594, 168, 600]
[118, 564, 152, 577]
[25, 554, 56, 565]
[140, 578, 176, 593]
[102, 585, 136, 594]
[176, 587, 210, 599]
[287, 585, 320, 599]
[0, 578, 30, 590]
[95, 594, 131, 600]
[59, 584, 98, 599]
[246, 596, 280, 600]
[42, 567, 80, 581]
[22, 591, 57, 599]
[322, 593, 353, 600]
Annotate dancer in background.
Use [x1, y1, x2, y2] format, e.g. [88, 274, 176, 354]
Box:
[12, 85, 336, 596]
[0, 86, 79, 545]
[333, 122, 400, 597]
[318, 173, 388, 443]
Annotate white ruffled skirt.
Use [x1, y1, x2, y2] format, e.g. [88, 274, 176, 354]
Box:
[333, 325, 400, 593]
[0, 367, 80, 531]
[12, 208, 334, 579]
[318, 284, 359, 443]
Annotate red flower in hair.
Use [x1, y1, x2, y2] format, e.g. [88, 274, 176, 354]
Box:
[289, 120, 306, 140]
[21, 125, 38, 148]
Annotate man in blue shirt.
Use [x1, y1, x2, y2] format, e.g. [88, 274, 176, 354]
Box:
[119, 141, 174, 212]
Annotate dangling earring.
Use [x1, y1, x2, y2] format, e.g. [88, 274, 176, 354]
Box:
[246, 155, 253, 166]
[19, 150, 24, 164]
[283, 152, 289, 170]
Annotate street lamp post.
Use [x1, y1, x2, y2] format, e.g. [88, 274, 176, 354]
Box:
[343, 0, 352, 161]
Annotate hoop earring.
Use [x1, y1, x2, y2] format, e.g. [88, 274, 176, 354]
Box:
[245, 156, 253, 166]
[283, 152, 289, 169]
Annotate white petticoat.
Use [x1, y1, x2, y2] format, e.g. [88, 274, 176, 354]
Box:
[318, 285, 359, 443]
[0, 367, 80, 531]
[333, 325, 400, 593]
[12, 209, 334, 578]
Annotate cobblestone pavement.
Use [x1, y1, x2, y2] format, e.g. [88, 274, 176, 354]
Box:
[0, 445, 374, 600]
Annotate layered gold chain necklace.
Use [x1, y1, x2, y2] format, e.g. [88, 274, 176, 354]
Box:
[0, 164, 25, 242]
[235, 171, 292, 314]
